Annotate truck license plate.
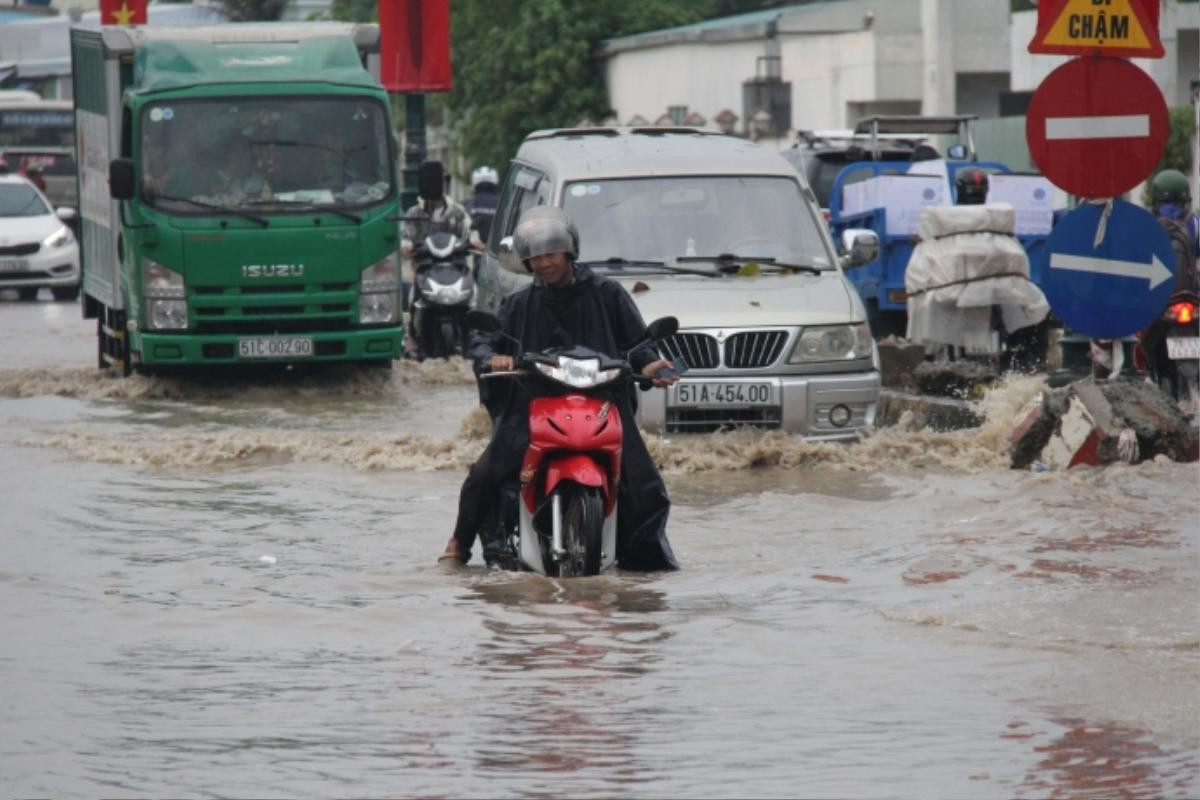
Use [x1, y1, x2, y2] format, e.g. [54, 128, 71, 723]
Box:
[674, 381, 773, 407]
[0, 258, 30, 272]
[237, 336, 314, 359]
[1166, 337, 1200, 360]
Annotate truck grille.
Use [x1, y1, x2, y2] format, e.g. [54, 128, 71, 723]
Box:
[724, 330, 788, 368]
[666, 407, 782, 433]
[0, 242, 39, 256]
[660, 333, 719, 369]
[191, 284, 356, 335]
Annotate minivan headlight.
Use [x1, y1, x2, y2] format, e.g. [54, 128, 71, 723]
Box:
[788, 323, 872, 363]
[143, 259, 185, 299]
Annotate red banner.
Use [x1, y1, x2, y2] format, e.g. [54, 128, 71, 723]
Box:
[379, 0, 453, 93]
[99, 0, 147, 25]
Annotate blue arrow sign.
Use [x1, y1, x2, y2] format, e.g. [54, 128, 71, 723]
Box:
[1039, 199, 1177, 339]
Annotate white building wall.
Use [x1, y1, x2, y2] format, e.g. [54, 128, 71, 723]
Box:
[782, 30, 875, 130]
[603, 39, 766, 127]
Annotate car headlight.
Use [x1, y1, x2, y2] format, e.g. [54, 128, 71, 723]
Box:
[788, 323, 872, 363]
[147, 299, 188, 330]
[534, 356, 621, 389]
[360, 291, 398, 325]
[361, 252, 399, 293]
[42, 225, 73, 249]
[143, 259, 185, 299]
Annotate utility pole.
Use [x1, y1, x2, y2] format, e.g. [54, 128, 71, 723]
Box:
[402, 93, 426, 210]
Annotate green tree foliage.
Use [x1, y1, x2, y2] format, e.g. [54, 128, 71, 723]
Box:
[1142, 106, 1197, 206]
[220, 0, 288, 22]
[448, 0, 704, 174]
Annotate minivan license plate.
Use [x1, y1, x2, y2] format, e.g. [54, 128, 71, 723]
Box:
[674, 381, 773, 407]
[1166, 337, 1200, 360]
[237, 336, 314, 359]
[0, 258, 29, 272]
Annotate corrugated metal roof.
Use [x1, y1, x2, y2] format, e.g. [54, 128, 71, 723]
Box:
[601, 1, 849, 53]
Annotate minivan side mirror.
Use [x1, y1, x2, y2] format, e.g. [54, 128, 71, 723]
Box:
[109, 158, 135, 200]
[840, 229, 879, 268]
[498, 235, 526, 275]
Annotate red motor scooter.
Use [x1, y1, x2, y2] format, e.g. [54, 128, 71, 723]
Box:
[469, 311, 680, 577]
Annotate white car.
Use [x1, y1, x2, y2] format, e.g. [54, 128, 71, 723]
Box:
[0, 173, 80, 301]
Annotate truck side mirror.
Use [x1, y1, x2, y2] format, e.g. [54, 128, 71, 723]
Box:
[839, 229, 879, 268]
[109, 158, 135, 201]
[497, 235, 526, 275]
[946, 144, 967, 160]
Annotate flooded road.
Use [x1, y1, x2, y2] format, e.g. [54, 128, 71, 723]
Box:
[2, 293, 1197, 798]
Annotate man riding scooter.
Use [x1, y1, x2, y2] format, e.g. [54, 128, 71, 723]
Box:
[438, 206, 681, 571]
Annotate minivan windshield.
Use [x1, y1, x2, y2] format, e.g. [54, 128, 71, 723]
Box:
[562, 176, 832, 272]
[140, 97, 393, 213]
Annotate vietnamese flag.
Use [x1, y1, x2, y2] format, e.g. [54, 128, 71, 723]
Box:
[100, 0, 147, 25]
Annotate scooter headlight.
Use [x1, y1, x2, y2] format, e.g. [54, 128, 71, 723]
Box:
[535, 356, 621, 389]
[788, 323, 872, 363]
[427, 276, 473, 306]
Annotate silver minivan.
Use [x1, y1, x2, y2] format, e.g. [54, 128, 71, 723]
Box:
[476, 127, 881, 439]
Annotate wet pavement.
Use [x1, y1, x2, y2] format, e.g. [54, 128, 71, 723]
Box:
[1, 291, 1197, 798]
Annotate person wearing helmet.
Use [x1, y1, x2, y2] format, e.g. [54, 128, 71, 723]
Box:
[400, 160, 473, 348]
[401, 160, 472, 255]
[1149, 169, 1198, 290]
[463, 165, 500, 249]
[439, 206, 681, 571]
[954, 167, 989, 205]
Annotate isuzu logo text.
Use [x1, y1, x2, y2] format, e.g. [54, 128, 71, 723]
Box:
[242, 264, 305, 278]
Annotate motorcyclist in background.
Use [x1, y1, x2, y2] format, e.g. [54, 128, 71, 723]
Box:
[401, 161, 473, 352]
[463, 165, 500, 253]
[438, 206, 680, 572]
[1149, 169, 1199, 292]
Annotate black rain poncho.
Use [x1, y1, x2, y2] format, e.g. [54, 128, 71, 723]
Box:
[452, 264, 679, 571]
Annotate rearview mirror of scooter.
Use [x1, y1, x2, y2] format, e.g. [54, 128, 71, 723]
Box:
[465, 310, 501, 332]
[645, 316, 679, 341]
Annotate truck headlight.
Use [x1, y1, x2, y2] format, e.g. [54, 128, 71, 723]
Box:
[788, 323, 872, 363]
[143, 259, 185, 299]
[360, 291, 397, 324]
[42, 225, 74, 249]
[360, 252, 399, 293]
[147, 299, 188, 330]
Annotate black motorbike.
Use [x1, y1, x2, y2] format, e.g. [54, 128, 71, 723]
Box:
[410, 231, 475, 359]
[1138, 290, 1199, 411]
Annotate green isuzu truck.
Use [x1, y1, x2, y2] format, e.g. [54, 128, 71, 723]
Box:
[70, 23, 404, 373]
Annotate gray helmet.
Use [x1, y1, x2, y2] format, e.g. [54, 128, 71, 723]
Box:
[512, 206, 579, 270]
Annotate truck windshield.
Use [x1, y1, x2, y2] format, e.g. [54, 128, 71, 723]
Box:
[562, 176, 832, 271]
[140, 97, 393, 213]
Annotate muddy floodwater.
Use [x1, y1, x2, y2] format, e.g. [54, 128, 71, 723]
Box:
[2, 294, 1198, 798]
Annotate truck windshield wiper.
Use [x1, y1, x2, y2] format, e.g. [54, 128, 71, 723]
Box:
[147, 192, 269, 227]
[577, 257, 719, 277]
[242, 198, 363, 224]
[676, 253, 824, 275]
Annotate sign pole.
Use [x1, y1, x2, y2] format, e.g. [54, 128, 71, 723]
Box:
[402, 93, 426, 212]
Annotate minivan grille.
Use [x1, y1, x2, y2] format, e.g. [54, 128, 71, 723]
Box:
[660, 333, 718, 370]
[724, 330, 788, 368]
[666, 407, 782, 433]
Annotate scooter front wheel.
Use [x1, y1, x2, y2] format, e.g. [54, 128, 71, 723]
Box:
[557, 483, 604, 577]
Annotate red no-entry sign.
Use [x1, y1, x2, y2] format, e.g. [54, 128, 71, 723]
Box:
[1025, 57, 1168, 199]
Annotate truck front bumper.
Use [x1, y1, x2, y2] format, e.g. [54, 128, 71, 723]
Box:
[131, 327, 404, 366]
[637, 370, 881, 440]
